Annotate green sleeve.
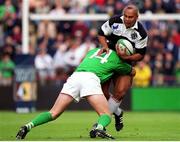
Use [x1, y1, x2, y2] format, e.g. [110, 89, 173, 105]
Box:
[115, 62, 132, 75]
[0, 6, 5, 18]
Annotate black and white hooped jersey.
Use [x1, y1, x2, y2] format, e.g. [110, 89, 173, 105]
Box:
[98, 15, 148, 55]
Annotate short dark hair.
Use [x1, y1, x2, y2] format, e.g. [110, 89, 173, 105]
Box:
[123, 4, 139, 16]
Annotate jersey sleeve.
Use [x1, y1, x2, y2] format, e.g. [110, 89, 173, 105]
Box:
[115, 61, 132, 75]
[135, 36, 148, 55]
[98, 15, 122, 36]
[98, 20, 113, 36]
[134, 22, 148, 55]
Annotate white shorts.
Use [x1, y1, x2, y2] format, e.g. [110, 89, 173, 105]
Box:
[61, 72, 103, 102]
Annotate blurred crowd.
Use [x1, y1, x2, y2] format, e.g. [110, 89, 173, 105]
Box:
[0, 0, 180, 87]
[29, 0, 180, 15]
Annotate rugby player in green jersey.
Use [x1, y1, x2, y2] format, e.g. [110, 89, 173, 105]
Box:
[16, 43, 135, 140]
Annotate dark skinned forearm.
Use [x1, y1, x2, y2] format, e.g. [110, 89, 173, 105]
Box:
[123, 53, 144, 62]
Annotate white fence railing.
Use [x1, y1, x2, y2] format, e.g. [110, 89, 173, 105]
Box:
[30, 13, 180, 21]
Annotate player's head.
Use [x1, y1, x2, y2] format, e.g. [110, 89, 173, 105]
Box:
[122, 4, 139, 28]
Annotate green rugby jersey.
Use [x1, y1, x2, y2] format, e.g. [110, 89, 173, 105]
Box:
[76, 48, 132, 83]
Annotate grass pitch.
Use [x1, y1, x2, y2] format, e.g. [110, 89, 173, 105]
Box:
[0, 111, 180, 141]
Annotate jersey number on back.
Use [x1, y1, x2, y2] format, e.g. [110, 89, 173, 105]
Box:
[89, 49, 112, 64]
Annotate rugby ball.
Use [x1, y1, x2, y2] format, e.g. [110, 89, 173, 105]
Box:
[116, 39, 134, 55]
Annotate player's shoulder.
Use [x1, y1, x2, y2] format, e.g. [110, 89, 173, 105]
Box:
[109, 15, 123, 26]
[109, 49, 120, 59]
[87, 48, 102, 55]
[136, 21, 148, 39]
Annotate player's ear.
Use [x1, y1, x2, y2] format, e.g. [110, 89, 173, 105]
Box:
[115, 44, 119, 51]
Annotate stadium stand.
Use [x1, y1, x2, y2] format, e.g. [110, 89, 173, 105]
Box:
[0, 0, 179, 87]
